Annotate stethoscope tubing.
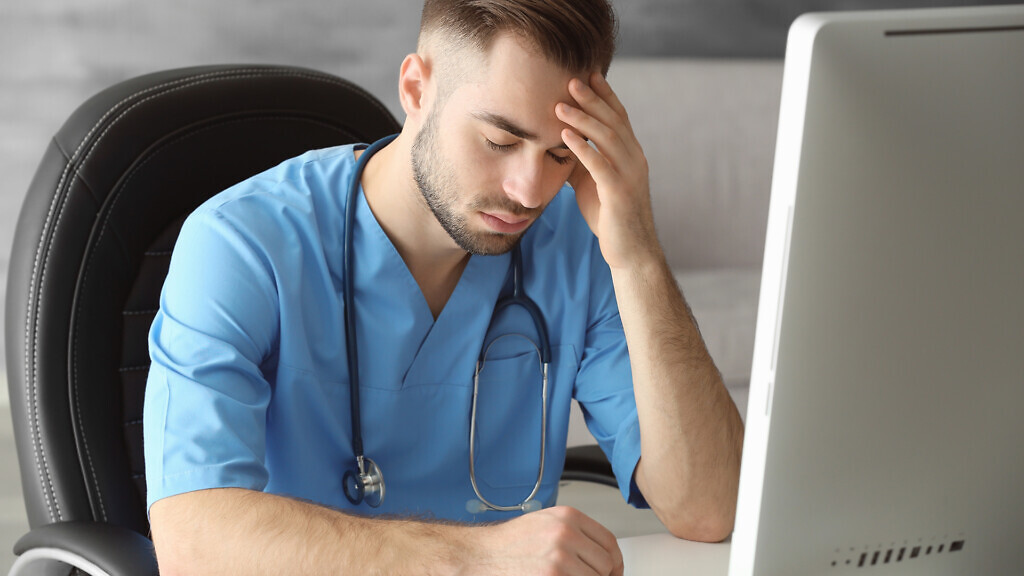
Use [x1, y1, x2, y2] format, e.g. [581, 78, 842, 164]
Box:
[470, 335, 549, 512]
[490, 245, 552, 365]
[344, 134, 398, 467]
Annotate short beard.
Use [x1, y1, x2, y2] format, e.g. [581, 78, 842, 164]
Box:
[410, 105, 526, 256]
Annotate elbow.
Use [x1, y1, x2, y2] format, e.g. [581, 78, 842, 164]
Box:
[151, 524, 204, 576]
[651, 492, 736, 543]
[663, 510, 735, 543]
[152, 526, 228, 576]
[151, 534, 195, 576]
[153, 560, 189, 576]
[149, 495, 219, 576]
[639, 474, 737, 542]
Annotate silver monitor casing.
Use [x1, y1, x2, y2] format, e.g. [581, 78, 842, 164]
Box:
[731, 6, 1024, 575]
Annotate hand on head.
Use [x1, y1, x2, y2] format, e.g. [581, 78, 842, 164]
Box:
[557, 73, 661, 271]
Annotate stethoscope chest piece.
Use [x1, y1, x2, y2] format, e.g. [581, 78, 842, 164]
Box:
[343, 456, 385, 508]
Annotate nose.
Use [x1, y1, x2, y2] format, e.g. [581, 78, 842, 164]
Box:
[502, 154, 547, 209]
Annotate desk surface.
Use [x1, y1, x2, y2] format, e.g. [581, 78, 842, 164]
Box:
[618, 533, 731, 575]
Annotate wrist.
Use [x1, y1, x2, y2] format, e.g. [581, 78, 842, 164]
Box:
[609, 247, 670, 284]
[446, 521, 507, 576]
[354, 515, 474, 576]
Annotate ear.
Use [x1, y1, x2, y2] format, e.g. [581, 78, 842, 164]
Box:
[399, 53, 432, 123]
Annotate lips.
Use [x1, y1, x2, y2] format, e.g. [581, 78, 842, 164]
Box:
[480, 211, 532, 234]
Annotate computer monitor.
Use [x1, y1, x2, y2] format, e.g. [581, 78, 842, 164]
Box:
[731, 5, 1024, 575]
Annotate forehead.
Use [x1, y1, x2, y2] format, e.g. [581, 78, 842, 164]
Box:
[447, 34, 587, 137]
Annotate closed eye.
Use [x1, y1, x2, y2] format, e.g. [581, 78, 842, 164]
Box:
[485, 138, 516, 152]
[548, 152, 573, 166]
[485, 138, 574, 166]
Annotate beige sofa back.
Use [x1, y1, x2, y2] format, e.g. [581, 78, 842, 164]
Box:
[608, 58, 783, 271]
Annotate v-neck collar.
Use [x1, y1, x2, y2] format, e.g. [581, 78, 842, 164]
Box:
[403, 251, 512, 386]
[351, 177, 512, 389]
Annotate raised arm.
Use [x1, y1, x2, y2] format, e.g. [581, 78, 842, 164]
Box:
[558, 72, 744, 542]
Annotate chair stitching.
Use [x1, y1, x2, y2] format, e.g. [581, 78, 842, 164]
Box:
[24, 70, 246, 524]
[29, 66, 379, 523]
[25, 150, 69, 523]
[21, 68, 276, 524]
[122, 310, 158, 316]
[118, 365, 150, 373]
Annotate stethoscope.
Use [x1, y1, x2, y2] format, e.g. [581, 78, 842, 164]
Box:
[341, 134, 552, 513]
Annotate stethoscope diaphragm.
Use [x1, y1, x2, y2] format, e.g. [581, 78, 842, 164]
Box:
[343, 455, 385, 508]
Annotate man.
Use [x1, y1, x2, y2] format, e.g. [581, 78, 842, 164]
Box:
[145, 1, 744, 574]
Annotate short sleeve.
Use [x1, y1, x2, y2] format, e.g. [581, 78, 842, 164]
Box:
[572, 242, 649, 509]
[144, 207, 280, 513]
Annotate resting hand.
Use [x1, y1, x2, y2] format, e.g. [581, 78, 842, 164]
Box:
[556, 73, 662, 271]
[462, 505, 624, 575]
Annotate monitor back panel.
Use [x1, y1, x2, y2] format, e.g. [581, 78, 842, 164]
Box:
[731, 6, 1024, 576]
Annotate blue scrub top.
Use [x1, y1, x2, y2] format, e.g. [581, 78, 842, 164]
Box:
[144, 144, 647, 522]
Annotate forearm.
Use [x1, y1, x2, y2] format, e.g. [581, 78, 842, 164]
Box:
[610, 254, 744, 542]
[555, 70, 743, 541]
[151, 488, 468, 575]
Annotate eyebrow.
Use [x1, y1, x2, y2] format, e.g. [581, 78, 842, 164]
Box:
[472, 111, 570, 150]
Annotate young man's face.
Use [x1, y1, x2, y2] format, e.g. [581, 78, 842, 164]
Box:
[412, 33, 587, 255]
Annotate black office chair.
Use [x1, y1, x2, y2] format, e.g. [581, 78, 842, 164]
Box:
[5, 64, 614, 575]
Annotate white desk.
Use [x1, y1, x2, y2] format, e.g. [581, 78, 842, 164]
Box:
[557, 479, 733, 573]
[618, 534, 731, 575]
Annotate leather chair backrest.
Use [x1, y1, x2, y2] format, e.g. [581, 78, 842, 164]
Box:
[5, 65, 401, 536]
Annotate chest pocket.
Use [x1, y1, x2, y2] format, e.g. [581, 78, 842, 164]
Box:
[472, 343, 578, 491]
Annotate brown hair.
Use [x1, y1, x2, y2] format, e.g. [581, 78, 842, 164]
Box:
[419, 0, 617, 76]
